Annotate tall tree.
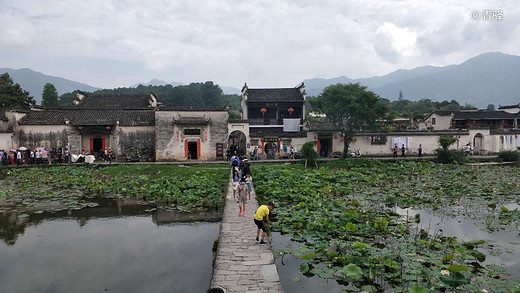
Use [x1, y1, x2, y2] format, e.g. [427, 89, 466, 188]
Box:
[311, 83, 387, 158]
[0, 73, 35, 110]
[41, 83, 59, 107]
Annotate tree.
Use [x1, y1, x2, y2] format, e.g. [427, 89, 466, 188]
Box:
[311, 83, 388, 158]
[41, 83, 59, 107]
[487, 104, 495, 111]
[301, 142, 319, 168]
[0, 73, 35, 110]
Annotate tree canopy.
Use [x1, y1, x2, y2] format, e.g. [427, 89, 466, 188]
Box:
[59, 82, 241, 110]
[0, 73, 35, 111]
[41, 83, 59, 107]
[311, 83, 387, 157]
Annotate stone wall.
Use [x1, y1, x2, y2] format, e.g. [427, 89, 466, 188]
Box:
[17, 129, 69, 149]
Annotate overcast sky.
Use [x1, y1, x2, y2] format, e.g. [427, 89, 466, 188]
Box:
[1, 0, 518, 89]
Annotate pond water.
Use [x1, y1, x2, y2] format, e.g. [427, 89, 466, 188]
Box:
[271, 204, 520, 292]
[0, 200, 220, 293]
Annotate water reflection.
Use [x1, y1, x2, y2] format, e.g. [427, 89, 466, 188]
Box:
[0, 200, 220, 293]
[395, 206, 520, 279]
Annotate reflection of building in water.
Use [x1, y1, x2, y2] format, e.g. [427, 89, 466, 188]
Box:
[0, 199, 223, 245]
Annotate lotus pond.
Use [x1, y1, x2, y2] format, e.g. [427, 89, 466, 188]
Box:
[0, 164, 230, 292]
[254, 160, 520, 292]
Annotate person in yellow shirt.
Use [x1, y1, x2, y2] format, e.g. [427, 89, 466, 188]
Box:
[254, 202, 274, 245]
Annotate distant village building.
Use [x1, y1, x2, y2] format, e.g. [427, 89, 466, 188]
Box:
[1, 88, 520, 160]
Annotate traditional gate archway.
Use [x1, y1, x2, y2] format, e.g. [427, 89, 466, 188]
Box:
[473, 133, 484, 155]
[228, 130, 247, 156]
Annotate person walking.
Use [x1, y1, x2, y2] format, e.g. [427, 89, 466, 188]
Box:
[254, 202, 274, 245]
[16, 150, 22, 165]
[232, 169, 240, 200]
[393, 144, 398, 158]
[237, 177, 248, 217]
[245, 173, 252, 201]
[418, 144, 423, 157]
[401, 144, 406, 158]
[253, 147, 258, 161]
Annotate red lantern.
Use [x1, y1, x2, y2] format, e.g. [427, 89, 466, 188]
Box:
[334, 136, 337, 139]
[381, 122, 385, 126]
[392, 123, 396, 127]
[78, 126, 83, 130]
[314, 135, 316, 140]
[289, 138, 292, 142]
[287, 108, 294, 117]
[472, 120, 476, 124]
[250, 138, 254, 142]
[260, 108, 267, 118]
[425, 123, 428, 126]
[502, 120, 505, 124]
[453, 120, 456, 125]
[106, 126, 111, 130]
[341, 137, 344, 142]
[354, 138, 357, 142]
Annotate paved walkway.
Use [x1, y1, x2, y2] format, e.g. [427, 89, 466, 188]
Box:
[210, 175, 283, 293]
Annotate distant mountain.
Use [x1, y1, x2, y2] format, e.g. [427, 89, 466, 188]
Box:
[0, 68, 100, 105]
[303, 52, 520, 108]
[220, 86, 241, 95]
[131, 79, 184, 87]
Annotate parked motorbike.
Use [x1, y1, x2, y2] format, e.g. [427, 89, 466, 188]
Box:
[350, 149, 362, 158]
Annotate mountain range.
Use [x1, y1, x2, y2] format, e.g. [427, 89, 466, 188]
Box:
[0, 68, 100, 104]
[303, 52, 520, 108]
[2, 52, 519, 108]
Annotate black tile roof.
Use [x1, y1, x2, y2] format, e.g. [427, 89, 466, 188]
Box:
[498, 104, 520, 110]
[18, 110, 155, 126]
[249, 127, 306, 138]
[74, 94, 154, 110]
[173, 117, 211, 125]
[452, 110, 518, 120]
[245, 88, 304, 102]
[159, 105, 227, 111]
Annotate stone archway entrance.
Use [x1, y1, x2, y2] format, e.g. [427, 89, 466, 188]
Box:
[228, 130, 247, 156]
[473, 133, 484, 155]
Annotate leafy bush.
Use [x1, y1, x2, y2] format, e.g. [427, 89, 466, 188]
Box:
[434, 149, 466, 164]
[301, 142, 319, 168]
[497, 150, 520, 162]
[435, 136, 465, 164]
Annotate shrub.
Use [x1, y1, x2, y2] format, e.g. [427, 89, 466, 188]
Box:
[435, 136, 465, 164]
[497, 150, 520, 162]
[301, 142, 319, 168]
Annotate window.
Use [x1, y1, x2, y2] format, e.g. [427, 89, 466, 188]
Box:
[184, 129, 201, 135]
[432, 118, 436, 125]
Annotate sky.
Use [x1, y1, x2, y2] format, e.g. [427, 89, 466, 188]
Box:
[0, 0, 519, 89]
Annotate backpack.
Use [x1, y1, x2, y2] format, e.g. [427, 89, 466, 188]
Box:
[232, 157, 239, 166]
[243, 162, 250, 175]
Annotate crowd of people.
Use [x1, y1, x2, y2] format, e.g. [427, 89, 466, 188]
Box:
[0, 147, 71, 166]
[229, 151, 274, 246]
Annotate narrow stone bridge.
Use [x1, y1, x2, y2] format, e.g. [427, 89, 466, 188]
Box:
[210, 175, 283, 293]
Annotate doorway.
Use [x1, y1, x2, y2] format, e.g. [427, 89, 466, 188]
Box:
[93, 138, 103, 153]
[473, 133, 484, 155]
[188, 142, 198, 159]
[319, 138, 332, 157]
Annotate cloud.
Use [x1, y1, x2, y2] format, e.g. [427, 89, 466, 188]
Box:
[0, 0, 518, 88]
[374, 22, 418, 61]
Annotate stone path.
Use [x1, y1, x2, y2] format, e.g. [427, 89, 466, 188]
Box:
[210, 175, 283, 293]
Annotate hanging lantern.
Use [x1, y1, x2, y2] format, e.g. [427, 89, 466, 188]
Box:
[334, 135, 337, 139]
[392, 123, 396, 127]
[106, 126, 111, 130]
[78, 126, 83, 130]
[341, 137, 344, 142]
[354, 138, 357, 142]
[289, 138, 292, 142]
[381, 122, 385, 127]
[501, 120, 505, 124]
[260, 108, 267, 118]
[314, 135, 316, 140]
[453, 120, 456, 125]
[250, 138, 254, 142]
[425, 123, 428, 126]
[472, 120, 476, 124]
[287, 108, 294, 117]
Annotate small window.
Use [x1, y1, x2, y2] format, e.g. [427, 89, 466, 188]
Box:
[432, 118, 436, 125]
[184, 129, 201, 135]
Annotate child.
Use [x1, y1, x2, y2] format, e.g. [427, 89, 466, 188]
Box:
[232, 169, 240, 200]
[254, 202, 274, 245]
[237, 177, 248, 217]
[245, 173, 253, 201]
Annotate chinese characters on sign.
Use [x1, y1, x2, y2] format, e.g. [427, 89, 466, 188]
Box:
[470, 10, 503, 21]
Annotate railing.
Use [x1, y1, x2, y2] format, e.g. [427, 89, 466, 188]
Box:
[249, 118, 302, 125]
